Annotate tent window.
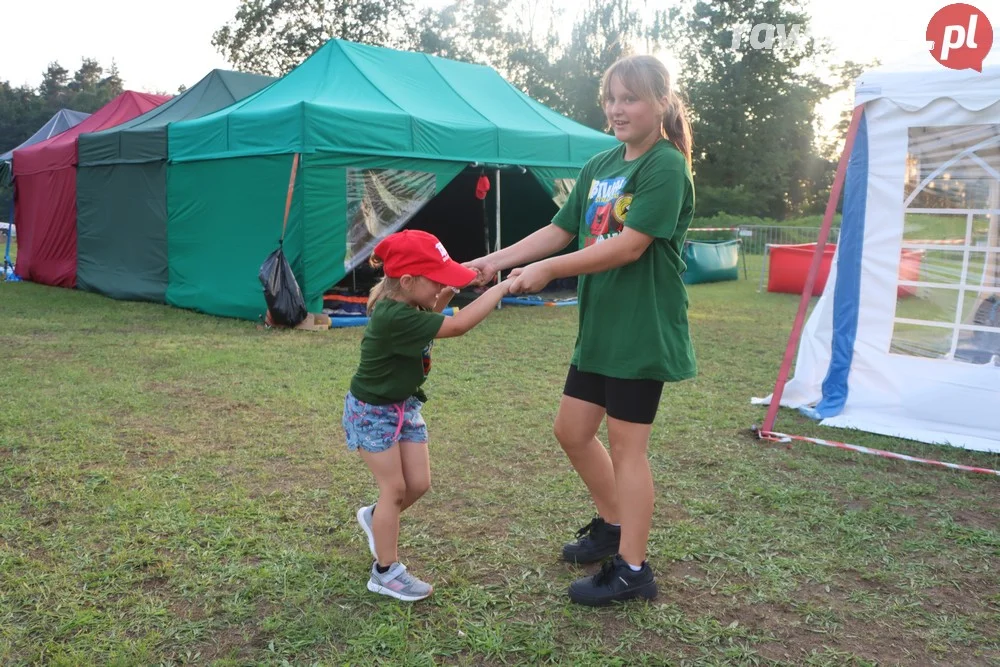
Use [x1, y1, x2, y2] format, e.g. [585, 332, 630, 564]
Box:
[345, 169, 436, 270]
[892, 124, 1000, 365]
[552, 178, 576, 208]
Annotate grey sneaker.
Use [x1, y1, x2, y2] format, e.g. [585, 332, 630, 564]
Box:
[367, 562, 434, 602]
[356, 505, 377, 559]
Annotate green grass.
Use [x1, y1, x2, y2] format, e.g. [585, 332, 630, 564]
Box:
[2, 272, 999, 666]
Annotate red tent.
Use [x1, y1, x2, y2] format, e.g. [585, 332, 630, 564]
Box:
[13, 91, 170, 287]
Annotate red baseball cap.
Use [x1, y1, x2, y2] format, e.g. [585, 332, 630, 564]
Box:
[373, 229, 478, 288]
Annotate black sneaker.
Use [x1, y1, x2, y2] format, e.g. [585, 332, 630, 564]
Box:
[561, 517, 621, 564]
[568, 554, 657, 606]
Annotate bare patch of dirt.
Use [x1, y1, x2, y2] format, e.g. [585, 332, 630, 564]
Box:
[949, 508, 999, 532]
[188, 626, 256, 663]
[168, 598, 207, 622]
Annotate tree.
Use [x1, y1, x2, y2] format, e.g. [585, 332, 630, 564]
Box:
[38, 63, 70, 104]
[61, 59, 125, 112]
[669, 0, 832, 218]
[412, 0, 565, 110]
[69, 58, 103, 92]
[550, 0, 667, 130]
[103, 61, 124, 98]
[822, 59, 878, 159]
[212, 0, 415, 75]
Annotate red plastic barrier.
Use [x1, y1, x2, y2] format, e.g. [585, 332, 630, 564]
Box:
[897, 249, 923, 298]
[768, 243, 835, 296]
[768, 244, 925, 298]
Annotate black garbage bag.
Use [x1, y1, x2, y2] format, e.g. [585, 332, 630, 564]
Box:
[259, 245, 307, 327]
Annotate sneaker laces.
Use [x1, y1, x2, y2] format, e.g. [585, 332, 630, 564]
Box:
[393, 565, 418, 585]
[593, 558, 618, 586]
[574, 517, 602, 540]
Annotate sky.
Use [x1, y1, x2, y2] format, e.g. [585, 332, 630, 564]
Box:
[0, 0, 975, 117]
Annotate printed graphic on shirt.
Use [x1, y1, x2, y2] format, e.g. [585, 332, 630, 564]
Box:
[584, 177, 632, 247]
[422, 341, 433, 377]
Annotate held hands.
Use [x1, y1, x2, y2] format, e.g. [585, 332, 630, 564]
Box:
[461, 255, 552, 294]
[507, 262, 552, 295]
[462, 257, 498, 286]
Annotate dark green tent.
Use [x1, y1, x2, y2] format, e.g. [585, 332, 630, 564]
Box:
[76, 70, 275, 302]
[166, 39, 616, 321]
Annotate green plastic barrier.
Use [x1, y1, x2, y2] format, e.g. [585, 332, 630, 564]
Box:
[682, 239, 740, 284]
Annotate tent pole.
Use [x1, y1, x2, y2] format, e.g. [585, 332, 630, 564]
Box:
[481, 171, 490, 264]
[760, 105, 865, 437]
[495, 168, 502, 309]
[986, 180, 1000, 298]
[3, 196, 13, 277]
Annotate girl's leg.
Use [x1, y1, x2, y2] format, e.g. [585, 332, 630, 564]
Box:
[398, 440, 431, 511]
[359, 447, 407, 566]
[606, 418, 655, 566]
[554, 395, 618, 522]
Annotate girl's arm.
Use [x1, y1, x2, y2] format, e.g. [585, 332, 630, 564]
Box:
[465, 224, 574, 283]
[433, 286, 458, 313]
[436, 280, 511, 338]
[509, 228, 654, 293]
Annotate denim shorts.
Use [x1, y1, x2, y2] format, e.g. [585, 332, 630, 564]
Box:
[342, 392, 428, 453]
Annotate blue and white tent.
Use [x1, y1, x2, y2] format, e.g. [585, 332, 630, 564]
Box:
[764, 51, 1000, 453]
[0, 108, 91, 185]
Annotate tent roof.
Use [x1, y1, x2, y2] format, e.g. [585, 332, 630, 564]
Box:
[1, 108, 91, 162]
[0, 109, 91, 184]
[13, 91, 171, 176]
[79, 70, 276, 165]
[169, 39, 616, 168]
[855, 49, 1000, 111]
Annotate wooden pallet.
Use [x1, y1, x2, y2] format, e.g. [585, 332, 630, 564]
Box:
[294, 313, 331, 331]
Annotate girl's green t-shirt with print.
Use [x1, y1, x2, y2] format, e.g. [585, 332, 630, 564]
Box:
[552, 140, 697, 382]
[349, 299, 445, 405]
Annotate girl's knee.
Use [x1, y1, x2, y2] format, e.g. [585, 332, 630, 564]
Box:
[408, 477, 431, 500]
[610, 439, 650, 466]
[380, 480, 407, 507]
[553, 419, 572, 446]
[555, 419, 590, 452]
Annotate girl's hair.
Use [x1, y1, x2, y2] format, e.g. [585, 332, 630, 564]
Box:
[367, 255, 402, 314]
[600, 55, 693, 167]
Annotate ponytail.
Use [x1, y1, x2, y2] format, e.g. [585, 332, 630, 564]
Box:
[663, 91, 693, 168]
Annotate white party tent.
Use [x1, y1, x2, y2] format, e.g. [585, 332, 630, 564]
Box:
[761, 52, 1000, 454]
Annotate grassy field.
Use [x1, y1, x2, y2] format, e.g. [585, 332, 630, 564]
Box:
[1, 262, 999, 666]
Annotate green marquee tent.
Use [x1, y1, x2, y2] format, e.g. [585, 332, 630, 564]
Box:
[76, 69, 275, 302]
[166, 39, 617, 321]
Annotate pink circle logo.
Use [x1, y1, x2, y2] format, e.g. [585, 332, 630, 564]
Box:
[927, 3, 993, 72]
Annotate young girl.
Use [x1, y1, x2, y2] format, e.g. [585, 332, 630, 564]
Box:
[466, 55, 696, 606]
[344, 228, 510, 602]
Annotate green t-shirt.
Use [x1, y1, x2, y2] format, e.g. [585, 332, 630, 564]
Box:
[552, 139, 697, 382]
[349, 299, 446, 404]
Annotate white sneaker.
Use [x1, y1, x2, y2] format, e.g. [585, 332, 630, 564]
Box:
[367, 561, 433, 602]
[356, 504, 376, 559]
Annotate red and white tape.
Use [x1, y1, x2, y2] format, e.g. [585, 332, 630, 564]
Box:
[759, 431, 1000, 477]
